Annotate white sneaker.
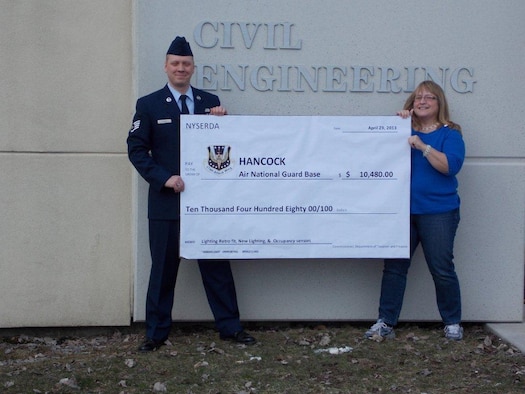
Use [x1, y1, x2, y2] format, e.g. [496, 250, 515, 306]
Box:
[365, 319, 395, 339]
[444, 324, 463, 340]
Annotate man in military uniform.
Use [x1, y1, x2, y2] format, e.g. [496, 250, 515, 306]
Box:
[127, 36, 255, 352]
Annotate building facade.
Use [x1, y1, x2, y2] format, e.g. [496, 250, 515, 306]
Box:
[1, 0, 524, 327]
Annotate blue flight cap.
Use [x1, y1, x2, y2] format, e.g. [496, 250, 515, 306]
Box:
[166, 36, 193, 56]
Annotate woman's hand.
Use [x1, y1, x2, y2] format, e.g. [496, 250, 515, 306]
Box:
[408, 135, 450, 175]
[408, 135, 425, 151]
[396, 109, 413, 119]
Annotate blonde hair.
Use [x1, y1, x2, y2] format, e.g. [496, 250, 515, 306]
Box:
[404, 80, 462, 133]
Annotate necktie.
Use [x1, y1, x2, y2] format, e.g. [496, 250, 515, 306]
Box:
[180, 94, 189, 114]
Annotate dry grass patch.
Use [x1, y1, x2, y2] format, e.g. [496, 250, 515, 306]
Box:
[1, 323, 524, 393]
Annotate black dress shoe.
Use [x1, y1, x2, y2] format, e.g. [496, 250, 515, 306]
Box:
[138, 338, 165, 352]
[220, 330, 257, 345]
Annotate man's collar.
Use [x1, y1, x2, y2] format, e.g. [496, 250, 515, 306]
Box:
[167, 84, 193, 102]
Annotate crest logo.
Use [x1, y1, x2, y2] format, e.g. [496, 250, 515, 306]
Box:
[206, 145, 233, 174]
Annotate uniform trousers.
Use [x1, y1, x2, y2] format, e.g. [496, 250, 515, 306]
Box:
[146, 220, 242, 342]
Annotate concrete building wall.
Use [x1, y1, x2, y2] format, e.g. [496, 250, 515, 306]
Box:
[133, 0, 525, 324]
[0, 0, 133, 327]
[1, 0, 523, 328]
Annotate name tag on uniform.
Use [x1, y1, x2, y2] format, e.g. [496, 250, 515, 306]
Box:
[157, 119, 172, 124]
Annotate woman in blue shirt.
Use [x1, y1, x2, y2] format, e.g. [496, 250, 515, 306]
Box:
[366, 80, 466, 341]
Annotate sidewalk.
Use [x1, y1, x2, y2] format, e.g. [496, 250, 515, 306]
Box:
[485, 307, 525, 353]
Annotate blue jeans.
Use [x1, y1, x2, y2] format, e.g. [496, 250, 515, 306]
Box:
[378, 208, 461, 326]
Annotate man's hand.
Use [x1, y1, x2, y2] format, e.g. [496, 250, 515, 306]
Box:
[164, 175, 185, 193]
[209, 106, 228, 116]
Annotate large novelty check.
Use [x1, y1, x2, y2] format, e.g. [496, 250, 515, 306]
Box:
[180, 115, 411, 259]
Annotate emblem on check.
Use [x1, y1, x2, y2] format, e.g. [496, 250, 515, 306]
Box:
[206, 145, 233, 174]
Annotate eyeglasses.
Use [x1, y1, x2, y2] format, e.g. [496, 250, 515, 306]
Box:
[414, 95, 438, 102]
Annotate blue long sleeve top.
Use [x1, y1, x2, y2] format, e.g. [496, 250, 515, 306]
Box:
[411, 125, 465, 214]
